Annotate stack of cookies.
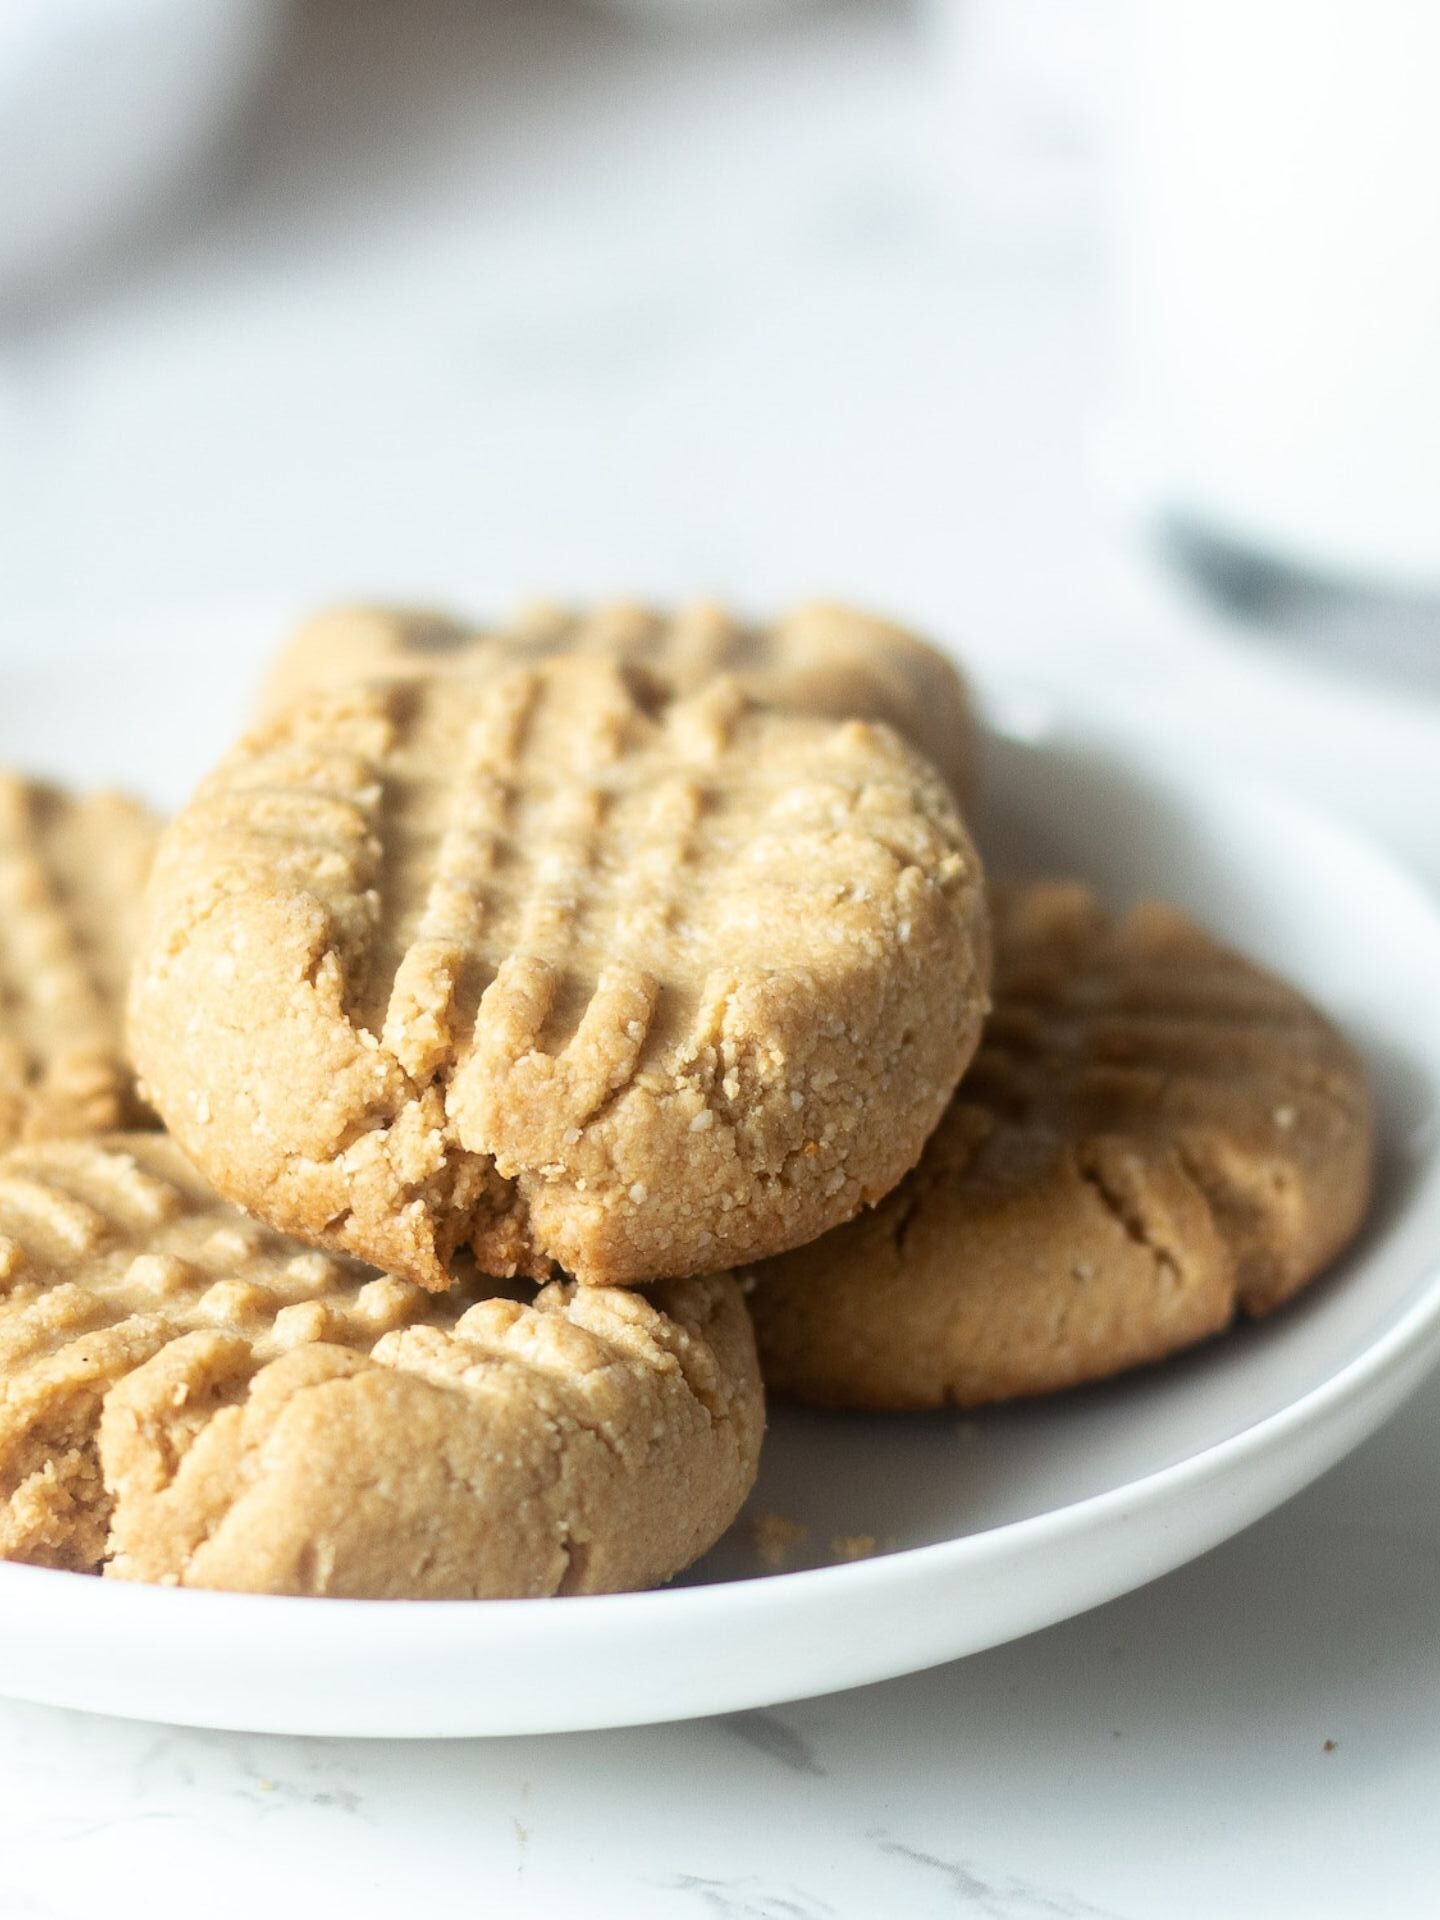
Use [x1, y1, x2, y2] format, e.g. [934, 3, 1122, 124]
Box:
[0, 603, 1375, 1599]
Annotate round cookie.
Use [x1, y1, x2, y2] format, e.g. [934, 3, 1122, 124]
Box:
[0, 776, 161, 1149]
[258, 598, 982, 809]
[0, 1135, 763, 1598]
[747, 881, 1375, 1409]
[130, 657, 989, 1291]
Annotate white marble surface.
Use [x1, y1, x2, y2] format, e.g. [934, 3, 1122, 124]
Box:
[2, 1, 1439, 1912]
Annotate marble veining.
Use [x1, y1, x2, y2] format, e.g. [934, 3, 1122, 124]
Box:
[663, 1875, 836, 1919]
[869, 1834, 1127, 1920]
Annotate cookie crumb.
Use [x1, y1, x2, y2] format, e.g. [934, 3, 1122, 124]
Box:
[750, 1511, 808, 1569]
[1323, 1739, 1337, 1753]
[830, 1534, 876, 1563]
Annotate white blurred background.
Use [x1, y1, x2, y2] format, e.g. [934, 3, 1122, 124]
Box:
[1, 0, 1436, 681]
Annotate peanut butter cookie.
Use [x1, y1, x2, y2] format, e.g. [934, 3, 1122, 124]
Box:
[748, 882, 1375, 1408]
[259, 599, 980, 807]
[0, 776, 161, 1149]
[130, 658, 989, 1290]
[0, 1134, 763, 1597]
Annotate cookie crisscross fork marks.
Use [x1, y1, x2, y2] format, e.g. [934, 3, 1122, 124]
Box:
[0, 777, 161, 1147]
[952, 884, 1377, 1296]
[748, 881, 1376, 1410]
[451, 680, 744, 1163]
[0, 1136, 435, 1571]
[373, 672, 539, 1079]
[0, 782, 119, 1128]
[258, 598, 981, 807]
[131, 656, 988, 1288]
[0, 1134, 762, 1596]
[201, 717, 391, 957]
[299, 661, 724, 1103]
[371, 664, 669, 1111]
[0, 1140, 422, 1342]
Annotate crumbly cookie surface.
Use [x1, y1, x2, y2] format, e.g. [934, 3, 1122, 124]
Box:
[0, 1135, 763, 1597]
[747, 881, 1375, 1409]
[0, 776, 161, 1150]
[258, 599, 981, 807]
[130, 659, 989, 1290]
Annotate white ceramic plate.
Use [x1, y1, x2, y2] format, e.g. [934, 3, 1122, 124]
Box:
[2, 661, 1440, 1738]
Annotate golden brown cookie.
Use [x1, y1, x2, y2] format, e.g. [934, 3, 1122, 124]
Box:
[130, 658, 989, 1292]
[0, 776, 161, 1149]
[747, 881, 1375, 1409]
[0, 1134, 763, 1597]
[258, 599, 981, 807]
